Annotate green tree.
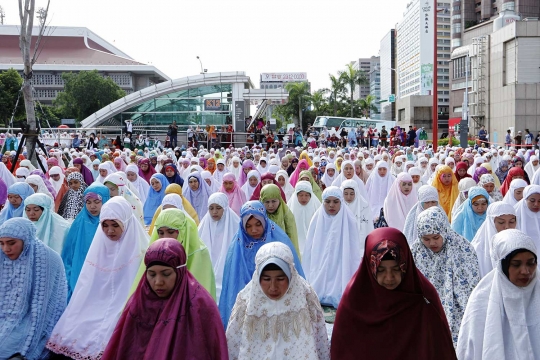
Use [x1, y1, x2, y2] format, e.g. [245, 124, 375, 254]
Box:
[0, 68, 25, 126]
[359, 94, 379, 118]
[310, 89, 327, 117]
[339, 63, 369, 117]
[325, 74, 347, 116]
[284, 81, 311, 131]
[54, 70, 126, 121]
[35, 102, 61, 127]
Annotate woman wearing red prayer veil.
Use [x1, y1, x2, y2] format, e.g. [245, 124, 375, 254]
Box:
[101, 238, 228, 360]
[331, 227, 456, 360]
[249, 172, 286, 201]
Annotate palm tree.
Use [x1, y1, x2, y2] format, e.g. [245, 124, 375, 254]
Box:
[339, 63, 369, 117]
[325, 74, 346, 116]
[310, 89, 327, 116]
[359, 94, 379, 118]
[285, 81, 311, 131]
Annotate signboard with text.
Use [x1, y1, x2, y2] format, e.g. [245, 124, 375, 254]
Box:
[419, 0, 434, 96]
[204, 99, 221, 111]
[260, 73, 307, 83]
[234, 101, 245, 131]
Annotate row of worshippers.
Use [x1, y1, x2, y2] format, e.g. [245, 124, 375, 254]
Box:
[2, 188, 539, 359]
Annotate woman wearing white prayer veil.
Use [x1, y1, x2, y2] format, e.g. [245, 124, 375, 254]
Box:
[472, 202, 517, 278]
[320, 162, 337, 188]
[467, 156, 485, 176]
[408, 166, 424, 191]
[365, 161, 396, 221]
[46, 196, 149, 359]
[502, 178, 528, 206]
[383, 173, 418, 232]
[240, 169, 260, 200]
[198, 192, 239, 302]
[125, 164, 149, 205]
[287, 181, 321, 258]
[403, 185, 440, 244]
[421, 158, 439, 184]
[331, 160, 369, 201]
[213, 159, 227, 185]
[457, 229, 540, 360]
[96, 162, 114, 184]
[340, 179, 373, 243]
[201, 170, 220, 193]
[228, 156, 242, 180]
[525, 155, 539, 182]
[275, 169, 294, 202]
[514, 185, 540, 245]
[303, 186, 361, 308]
[451, 177, 477, 220]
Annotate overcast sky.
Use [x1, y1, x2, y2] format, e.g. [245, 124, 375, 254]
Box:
[3, 0, 408, 91]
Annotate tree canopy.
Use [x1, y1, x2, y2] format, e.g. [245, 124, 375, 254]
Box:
[54, 70, 126, 121]
[0, 68, 25, 126]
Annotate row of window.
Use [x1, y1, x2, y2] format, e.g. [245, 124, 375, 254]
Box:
[453, 56, 471, 79]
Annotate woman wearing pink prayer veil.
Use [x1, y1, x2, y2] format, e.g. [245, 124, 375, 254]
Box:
[238, 159, 255, 187]
[219, 172, 247, 216]
[289, 159, 310, 187]
[113, 157, 127, 172]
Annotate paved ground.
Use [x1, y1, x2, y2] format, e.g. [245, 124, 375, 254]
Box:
[323, 305, 336, 341]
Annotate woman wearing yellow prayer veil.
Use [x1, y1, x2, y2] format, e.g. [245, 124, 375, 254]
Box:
[431, 165, 459, 221]
[131, 208, 216, 299]
[299, 150, 313, 167]
[148, 183, 200, 234]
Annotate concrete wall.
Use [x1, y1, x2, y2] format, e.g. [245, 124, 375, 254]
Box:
[396, 95, 434, 133]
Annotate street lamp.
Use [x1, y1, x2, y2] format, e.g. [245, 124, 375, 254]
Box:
[196, 56, 207, 74]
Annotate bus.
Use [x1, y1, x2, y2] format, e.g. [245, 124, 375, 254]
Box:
[312, 116, 396, 132]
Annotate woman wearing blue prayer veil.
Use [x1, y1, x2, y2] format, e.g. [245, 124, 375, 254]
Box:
[218, 200, 304, 327]
[451, 186, 490, 241]
[0, 217, 67, 360]
[62, 182, 111, 300]
[143, 173, 168, 225]
[0, 182, 34, 222]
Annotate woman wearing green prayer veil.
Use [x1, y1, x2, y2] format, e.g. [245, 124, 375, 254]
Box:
[130, 208, 216, 299]
[259, 184, 300, 258]
[299, 170, 323, 201]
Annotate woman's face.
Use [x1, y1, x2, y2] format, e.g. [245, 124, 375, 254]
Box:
[399, 181, 413, 195]
[355, 164, 362, 176]
[50, 174, 61, 183]
[323, 196, 341, 215]
[263, 198, 280, 214]
[395, 161, 402, 168]
[245, 216, 264, 239]
[243, 167, 251, 175]
[157, 226, 180, 239]
[69, 179, 81, 191]
[376, 260, 402, 290]
[140, 163, 149, 171]
[422, 200, 438, 210]
[249, 176, 260, 187]
[188, 177, 199, 191]
[277, 176, 285, 188]
[29, 184, 38, 193]
[25, 205, 43, 221]
[105, 183, 119, 197]
[377, 167, 387, 177]
[507, 251, 537, 287]
[114, 162, 121, 170]
[343, 164, 354, 179]
[74, 163, 82, 171]
[93, 164, 99, 171]
[457, 168, 467, 177]
[281, 159, 289, 169]
[515, 161, 523, 168]
[471, 197, 488, 215]
[327, 168, 335, 177]
[233, 161, 240, 168]
[101, 220, 123, 241]
[165, 168, 175, 178]
[209, 204, 225, 221]
[447, 162, 455, 170]
[86, 199, 103, 216]
[422, 233, 444, 253]
[297, 191, 311, 205]
[299, 176, 310, 182]
[411, 175, 421, 183]
[526, 193, 540, 213]
[260, 269, 289, 300]
[199, 160, 205, 167]
[343, 188, 355, 203]
[336, 158, 343, 167]
[292, 162, 298, 169]
[7, 194, 22, 208]
[514, 187, 525, 201]
[151, 179, 162, 192]
[126, 171, 137, 182]
[366, 163, 374, 171]
[0, 237, 24, 260]
[440, 173, 453, 186]
[261, 179, 273, 187]
[430, 163, 437, 171]
[223, 180, 234, 192]
[147, 264, 177, 298]
[501, 165, 508, 173]
[494, 214, 517, 232]
[99, 169, 108, 177]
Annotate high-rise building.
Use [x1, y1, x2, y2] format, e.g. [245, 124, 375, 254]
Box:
[396, 0, 451, 116]
[352, 58, 375, 100]
[451, 0, 540, 50]
[379, 29, 397, 121]
[369, 57, 381, 119]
